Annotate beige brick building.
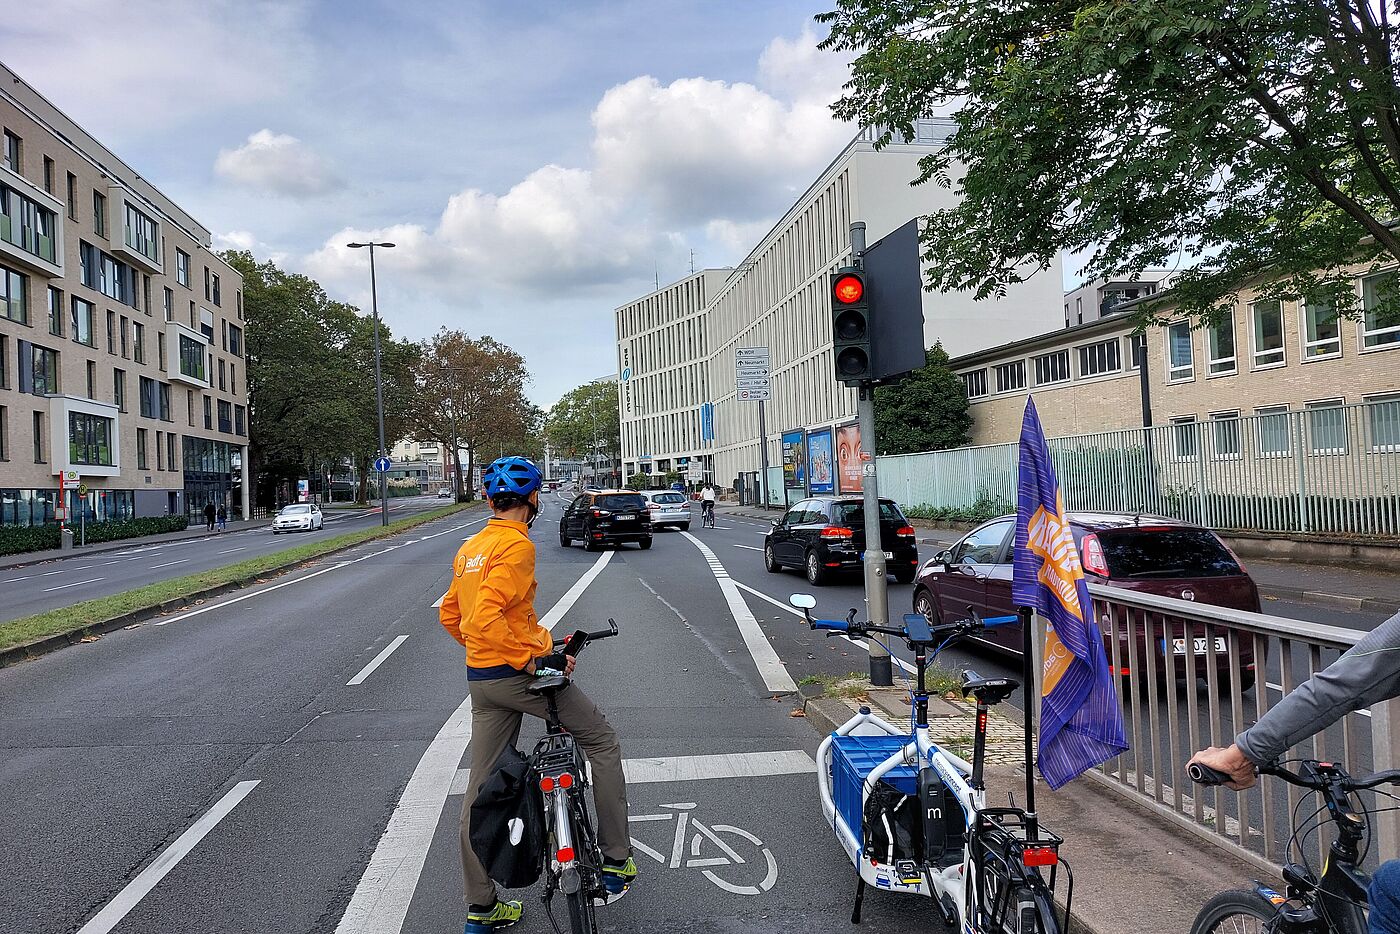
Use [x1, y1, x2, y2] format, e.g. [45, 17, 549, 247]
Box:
[0, 62, 249, 526]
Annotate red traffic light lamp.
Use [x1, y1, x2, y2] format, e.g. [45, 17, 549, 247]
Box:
[833, 274, 864, 305]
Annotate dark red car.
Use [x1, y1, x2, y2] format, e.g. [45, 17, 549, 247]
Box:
[912, 512, 1261, 689]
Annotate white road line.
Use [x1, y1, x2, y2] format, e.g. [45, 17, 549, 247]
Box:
[2, 576, 30, 583]
[76, 780, 260, 934]
[448, 749, 816, 796]
[216, 547, 246, 555]
[347, 635, 410, 686]
[431, 593, 445, 608]
[733, 580, 917, 675]
[732, 544, 762, 551]
[681, 532, 796, 693]
[335, 550, 612, 934]
[150, 559, 190, 570]
[41, 577, 104, 593]
[40, 569, 65, 576]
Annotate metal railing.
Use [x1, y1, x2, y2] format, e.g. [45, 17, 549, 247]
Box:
[879, 399, 1400, 536]
[1067, 584, 1400, 876]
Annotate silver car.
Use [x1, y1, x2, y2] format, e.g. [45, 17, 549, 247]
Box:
[272, 503, 324, 533]
[640, 490, 692, 530]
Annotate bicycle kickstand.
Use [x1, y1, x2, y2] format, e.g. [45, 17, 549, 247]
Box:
[851, 875, 866, 925]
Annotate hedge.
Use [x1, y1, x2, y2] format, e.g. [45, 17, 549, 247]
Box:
[0, 514, 190, 557]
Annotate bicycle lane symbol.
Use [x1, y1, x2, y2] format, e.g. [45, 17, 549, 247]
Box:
[628, 803, 778, 896]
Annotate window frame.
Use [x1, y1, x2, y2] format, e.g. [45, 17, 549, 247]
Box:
[1210, 410, 1242, 460]
[1165, 321, 1194, 382]
[1360, 270, 1400, 352]
[176, 249, 190, 288]
[1249, 299, 1286, 369]
[1076, 337, 1123, 379]
[1253, 404, 1293, 458]
[961, 368, 988, 399]
[1170, 415, 1199, 460]
[993, 360, 1026, 394]
[1300, 295, 1342, 361]
[1363, 392, 1400, 453]
[1304, 398, 1349, 455]
[1206, 319, 1237, 376]
[1032, 348, 1071, 386]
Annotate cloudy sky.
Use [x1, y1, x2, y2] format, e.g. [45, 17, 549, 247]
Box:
[5, 0, 859, 407]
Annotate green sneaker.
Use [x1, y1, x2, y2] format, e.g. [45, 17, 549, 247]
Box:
[598, 856, 638, 903]
[464, 900, 522, 932]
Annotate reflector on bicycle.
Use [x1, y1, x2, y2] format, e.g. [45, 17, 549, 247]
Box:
[558, 772, 574, 789]
[1021, 846, 1058, 867]
[556, 847, 574, 863]
[539, 776, 555, 792]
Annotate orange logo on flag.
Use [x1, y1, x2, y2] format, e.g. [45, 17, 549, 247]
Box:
[1026, 494, 1086, 694]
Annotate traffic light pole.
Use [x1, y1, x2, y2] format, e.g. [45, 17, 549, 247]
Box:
[849, 221, 893, 687]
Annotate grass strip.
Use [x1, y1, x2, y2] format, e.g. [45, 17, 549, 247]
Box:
[0, 502, 481, 654]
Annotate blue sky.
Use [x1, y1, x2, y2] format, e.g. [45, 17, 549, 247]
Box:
[5, 0, 859, 406]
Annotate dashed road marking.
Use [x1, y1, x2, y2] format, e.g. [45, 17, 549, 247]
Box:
[150, 559, 189, 570]
[732, 544, 762, 551]
[41, 577, 104, 593]
[347, 635, 410, 686]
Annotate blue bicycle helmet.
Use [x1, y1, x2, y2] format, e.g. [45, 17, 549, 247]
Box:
[481, 456, 543, 500]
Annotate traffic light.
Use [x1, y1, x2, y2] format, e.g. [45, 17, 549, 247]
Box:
[830, 267, 872, 385]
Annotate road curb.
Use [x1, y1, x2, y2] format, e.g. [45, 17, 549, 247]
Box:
[0, 504, 480, 669]
[1260, 585, 1396, 614]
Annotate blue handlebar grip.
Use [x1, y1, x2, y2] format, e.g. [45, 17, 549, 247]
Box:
[812, 619, 850, 632]
[982, 615, 1018, 627]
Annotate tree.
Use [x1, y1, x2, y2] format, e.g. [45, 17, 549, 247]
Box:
[819, 1, 1400, 326]
[412, 329, 535, 500]
[874, 343, 971, 455]
[545, 381, 621, 484]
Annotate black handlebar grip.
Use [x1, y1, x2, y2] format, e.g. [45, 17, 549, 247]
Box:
[1187, 763, 1232, 786]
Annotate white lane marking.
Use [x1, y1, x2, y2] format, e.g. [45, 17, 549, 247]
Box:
[41, 569, 66, 576]
[150, 559, 190, 570]
[447, 749, 816, 796]
[431, 593, 445, 608]
[76, 780, 260, 934]
[732, 544, 762, 552]
[2, 576, 30, 583]
[41, 577, 105, 593]
[681, 532, 796, 693]
[733, 581, 917, 675]
[216, 547, 246, 555]
[347, 635, 411, 686]
[335, 549, 612, 934]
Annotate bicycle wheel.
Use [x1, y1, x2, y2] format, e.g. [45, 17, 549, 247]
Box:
[565, 887, 596, 934]
[977, 864, 1061, 933]
[1189, 889, 1278, 934]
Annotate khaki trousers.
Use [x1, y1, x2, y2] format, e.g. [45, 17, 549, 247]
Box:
[459, 675, 630, 906]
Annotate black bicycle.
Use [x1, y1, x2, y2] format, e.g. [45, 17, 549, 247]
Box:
[1189, 759, 1400, 933]
[701, 500, 716, 529]
[526, 620, 620, 934]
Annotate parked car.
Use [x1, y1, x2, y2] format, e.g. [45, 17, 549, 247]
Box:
[273, 503, 324, 533]
[437, 488, 452, 498]
[763, 496, 919, 585]
[559, 490, 652, 550]
[639, 490, 692, 531]
[912, 512, 1261, 688]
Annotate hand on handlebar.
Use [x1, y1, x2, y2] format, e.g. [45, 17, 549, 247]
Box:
[1187, 744, 1257, 790]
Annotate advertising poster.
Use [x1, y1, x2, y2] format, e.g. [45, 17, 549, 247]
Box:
[782, 430, 806, 490]
[806, 429, 834, 494]
[836, 422, 863, 494]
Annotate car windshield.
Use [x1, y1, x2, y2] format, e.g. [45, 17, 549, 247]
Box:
[281, 505, 311, 515]
[1097, 528, 1243, 578]
[597, 494, 645, 510]
[831, 502, 904, 527]
[652, 493, 686, 504]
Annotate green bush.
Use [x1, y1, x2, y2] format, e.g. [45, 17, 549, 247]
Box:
[0, 514, 190, 556]
[903, 490, 1012, 525]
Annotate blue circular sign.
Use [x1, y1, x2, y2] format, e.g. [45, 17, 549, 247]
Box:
[374, 456, 392, 472]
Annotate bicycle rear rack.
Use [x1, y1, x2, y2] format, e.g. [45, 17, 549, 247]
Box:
[971, 808, 1074, 934]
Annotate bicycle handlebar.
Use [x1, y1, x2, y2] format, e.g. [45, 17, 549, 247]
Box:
[806, 606, 1019, 644]
[553, 619, 620, 655]
[1189, 759, 1400, 791]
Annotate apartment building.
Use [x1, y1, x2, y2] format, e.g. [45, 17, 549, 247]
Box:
[616, 121, 1064, 486]
[1062, 269, 1176, 329]
[953, 264, 1400, 447]
[388, 438, 446, 485]
[0, 62, 248, 526]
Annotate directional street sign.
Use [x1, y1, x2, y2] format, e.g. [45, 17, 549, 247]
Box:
[735, 346, 771, 402]
[373, 456, 393, 473]
[737, 387, 771, 401]
[735, 346, 769, 360]
[736, 364, 769, 377]
[736, 376, 771, 389]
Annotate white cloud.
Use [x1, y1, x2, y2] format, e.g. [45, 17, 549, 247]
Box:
[214, 129, 343, 197]
[756, 24, 851, 105]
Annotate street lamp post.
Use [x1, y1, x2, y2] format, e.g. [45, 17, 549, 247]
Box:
[347, 240, 396, 526]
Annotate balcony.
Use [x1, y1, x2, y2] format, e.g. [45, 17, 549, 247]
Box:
[0, 163, 64, 279]
[165, 321, 211, 389]
[108, 185, 164, 274]
[48, 395, 122, 478]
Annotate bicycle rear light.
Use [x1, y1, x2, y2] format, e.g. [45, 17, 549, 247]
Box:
[556, 846, 575, 863]
[1022, 846, 1059, 867]
[557, 772, 574, 789]
[539, 776, 555, 792]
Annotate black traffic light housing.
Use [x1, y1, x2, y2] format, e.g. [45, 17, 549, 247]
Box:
[831, 267, 872, 385]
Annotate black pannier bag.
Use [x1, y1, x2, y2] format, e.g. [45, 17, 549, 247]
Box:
[861, 778, 923, 864]
[469, 745, 545, 888]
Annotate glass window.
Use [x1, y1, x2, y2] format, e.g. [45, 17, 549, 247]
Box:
[994, 360, 1025, 393]
[92, 190, 106, 237]
[1207, 320, 1236, 375]
[71, 297, 94, 346]
[234, 404, 246, 436]
[156, 430, 164, 470]
[1171, 416, 1198, 459]
[217, 357, 226, 391]
[120, 316, 129, 358]
[0, 264, 26, 324]
[0, 184, 59, 264]
[218, 399, 232, 433]
[1097, 528, 1242, 578]
[1126, 333, 1147, 370]
[123, 203, 159, 263]
[69, 411, 114, 466]
[19, 340, 58, 395]
[0, 334, 6, 389]
[159, 382, 171, 421]
[43, 156, 53, 194]
[1077, 338, 1122, 377]
[167, 432, 177, 470]
[86, 360, 95, 399]
[961, 368, 987, 399]
[203, 394, 212, 429]
[1166, 322, 1193, 380]
[3, 130, 20, 172]
[47, 286, 62, 337]
[1211, 411, 1241, 458]
[0, 404, 6, 460]
[1033, 349, 1070, 385]
[952, 519, 1013, 565]
[227, 324, 243, 357]
[1361, 271, 1400, 349]
[136, 427, 148, 469]
[1251, 299, 1285, 367]
[1366, 394, 1400, 452]
[1254, 405, 1291, 457]
[1305, 400, 1348, 454]
[179, 333, 206, 381]
[33, 411, 43, 462]
[176, 249, 190, 287]
[212, 273, 221, 306]
[65, 172, 76, 220]
[1301, 295, 1340, 359]
[133, 322, 144, 364]
[106, 310, 116, 354]
[163, 286, 173, 322]
[113, 368, 125, 411]
[139, 376, 157, 418]
[98, 251, 135, 306]
[80, 241, 97, 288]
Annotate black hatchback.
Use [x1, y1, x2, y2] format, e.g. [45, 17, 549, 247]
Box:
[763, 496, 919, 585]
[559, 490, 652, 551]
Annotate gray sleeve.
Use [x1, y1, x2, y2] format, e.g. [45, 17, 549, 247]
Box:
[1236, 611, 1400, 765]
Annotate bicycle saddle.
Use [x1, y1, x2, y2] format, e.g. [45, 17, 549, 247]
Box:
[960, 669, 1019, 705]
[526, 674, 569, 694]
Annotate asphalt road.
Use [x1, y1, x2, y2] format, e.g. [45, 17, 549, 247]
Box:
[0, 492, 1391, 934]
[0, 496, 452, 624]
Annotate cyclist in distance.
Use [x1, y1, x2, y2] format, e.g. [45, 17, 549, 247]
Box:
[440, 456, 636, 932]
[701, 483, 716, 525]
[1189, 610, 1400, 932]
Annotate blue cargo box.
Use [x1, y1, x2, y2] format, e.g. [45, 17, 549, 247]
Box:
[831, 734, 919, 845]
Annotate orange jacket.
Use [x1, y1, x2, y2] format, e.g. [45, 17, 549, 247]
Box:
[439, 518, 551, 670]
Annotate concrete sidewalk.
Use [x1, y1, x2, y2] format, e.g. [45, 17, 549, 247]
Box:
[0, 518, 268, 571]
[802, 682, 1263, 934]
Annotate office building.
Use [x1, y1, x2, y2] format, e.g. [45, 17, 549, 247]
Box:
[0, 62, 248, 525]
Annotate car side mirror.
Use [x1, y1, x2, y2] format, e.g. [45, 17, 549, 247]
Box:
[934, 550, 950, 567]
[771, 518, 780, 528]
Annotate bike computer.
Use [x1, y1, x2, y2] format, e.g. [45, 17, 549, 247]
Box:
[903, 613, 934, 643]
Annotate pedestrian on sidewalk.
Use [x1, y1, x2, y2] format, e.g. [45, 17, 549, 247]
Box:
[216, 503, 227, 532]
[203, 502, 216, 532]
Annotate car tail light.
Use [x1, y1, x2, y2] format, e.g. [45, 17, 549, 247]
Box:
[821, 526, 854, 539]
[1081, 533, 1109, 577]
[592, 509, 611, 518]
[648, 503, 660, 510]
[896, 526, 915, 538]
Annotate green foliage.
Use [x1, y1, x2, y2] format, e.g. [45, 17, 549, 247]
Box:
[873, 343, 971, 455]
[546, 381, 621, 462]
[819, 1, 1400, 327]
[625, 474, 648, 490]
[902, 489, 1012, 525]
[0, 515, 190, 556]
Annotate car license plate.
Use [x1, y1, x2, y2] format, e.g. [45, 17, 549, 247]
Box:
[615, 514, 634, 521]
[1168, 637, 1227, 655]
[858, 552, 896, 560]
